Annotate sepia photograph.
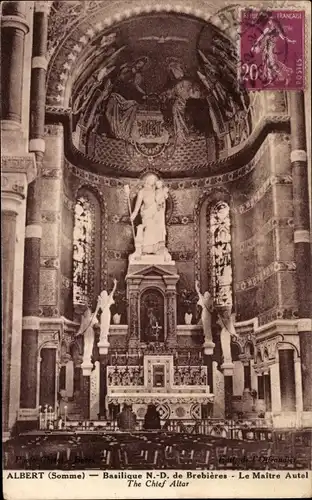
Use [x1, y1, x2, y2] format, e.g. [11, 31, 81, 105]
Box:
[1, 1, 311, 499]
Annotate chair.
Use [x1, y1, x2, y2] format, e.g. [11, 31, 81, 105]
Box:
[164, 445, 178, 468]
[177, 448, 195, 468]
[245, 445, 272, 470]
[117, 448, 129, 469]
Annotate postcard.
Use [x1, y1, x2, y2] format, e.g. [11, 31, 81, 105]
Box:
[1, 1, 311, 499]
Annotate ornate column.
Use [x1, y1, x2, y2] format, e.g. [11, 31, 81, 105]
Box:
[127, 287, 140, 348]
[270, 362, 282, 414]
[165, 288, 177, 348]
[1, 1, 29, 128]
[29, 1, 50, 156]
[289, 91, 312, 412]
[20, 2, 51, 418]
[1, 178, 26, 433]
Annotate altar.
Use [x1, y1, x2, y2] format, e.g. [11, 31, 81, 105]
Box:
[106, 354, 213, 420]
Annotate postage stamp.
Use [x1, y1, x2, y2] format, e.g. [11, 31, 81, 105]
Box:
[239, 9, 305, 90]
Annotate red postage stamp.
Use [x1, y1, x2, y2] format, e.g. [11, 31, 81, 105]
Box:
[239, 9, 305, 90]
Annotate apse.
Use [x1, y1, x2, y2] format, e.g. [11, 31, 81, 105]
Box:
[48, 12, 251, 177]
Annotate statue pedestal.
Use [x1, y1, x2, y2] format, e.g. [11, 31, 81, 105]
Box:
[81, 362, 93, 377]
[204, 341, 215, 356]
[97, 340, 110, 356]
[126, 260, 179, 348]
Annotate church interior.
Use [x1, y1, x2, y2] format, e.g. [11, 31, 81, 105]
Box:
[2, 1, 312, 469]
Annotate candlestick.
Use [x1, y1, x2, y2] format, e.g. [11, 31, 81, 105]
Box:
[44, 405, 48, 429]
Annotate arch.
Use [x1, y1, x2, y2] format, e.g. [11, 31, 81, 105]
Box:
[245, 340, 255, 358]
[140, 287, 165, 343]
[75, 182, 108, 290]
[255, 349, 263, 365]
[194, 187, 231, 290]
[275, 341, 300, 361]
[73, 184, 108, 309]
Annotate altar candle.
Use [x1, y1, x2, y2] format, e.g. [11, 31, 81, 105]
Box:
[44, 406, 48, 429]
[64, 405, 67, 427]
[188, 351, 191, 361]
[126, 352, 128, 360]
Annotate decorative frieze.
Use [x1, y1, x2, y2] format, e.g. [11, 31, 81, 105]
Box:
[238, 217, 294, 252]
[233, 175, 292, 215]
[235, 261, 296, 292]
[1, 156, 36, 184]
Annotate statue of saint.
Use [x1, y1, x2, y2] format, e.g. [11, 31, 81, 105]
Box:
[98, 279, 117, 343]
[129, 174, 171, 261]
[195, 280, 213, 344]
[217, 309, 237, 365]
[76, 303, 100, 366]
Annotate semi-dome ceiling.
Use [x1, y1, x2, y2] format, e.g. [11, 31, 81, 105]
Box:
[46, 5, 254, 177]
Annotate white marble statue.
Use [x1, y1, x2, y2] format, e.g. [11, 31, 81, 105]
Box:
[127, 174, 171, 261]
[195, 280, 213, 344]
[217, 309, 237, 365]
[98, 279, 117, 343]
[76, 303, 100, 365]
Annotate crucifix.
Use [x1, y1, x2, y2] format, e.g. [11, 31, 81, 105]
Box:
[152, 322, 163, 342]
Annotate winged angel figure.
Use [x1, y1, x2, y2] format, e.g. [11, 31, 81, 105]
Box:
[72, 38, 149, 146]
[196, 32, 249, 133]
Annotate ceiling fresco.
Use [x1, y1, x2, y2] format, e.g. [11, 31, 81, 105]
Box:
[46, 2, 283, 176]
[68, 14, 250, 162]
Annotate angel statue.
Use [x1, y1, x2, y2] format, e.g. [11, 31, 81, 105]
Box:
[217, 309, 238, 366]
[195, 280, 214, 344]
[98, 279, 118, 343]
[76, 302, 100, 366]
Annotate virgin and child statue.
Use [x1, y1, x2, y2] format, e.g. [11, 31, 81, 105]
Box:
[127, 174, 172, 262]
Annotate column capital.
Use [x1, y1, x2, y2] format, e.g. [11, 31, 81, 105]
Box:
[1, 173, 27, 211]
[1, 155, 37, 184]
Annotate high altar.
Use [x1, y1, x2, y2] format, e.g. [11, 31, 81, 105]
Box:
[88, 172, 215, 421]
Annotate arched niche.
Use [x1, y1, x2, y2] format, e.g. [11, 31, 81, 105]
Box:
[73, 186, 102, 311]
[140, 287, 165, 343]
[196, 189, 233, 307]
